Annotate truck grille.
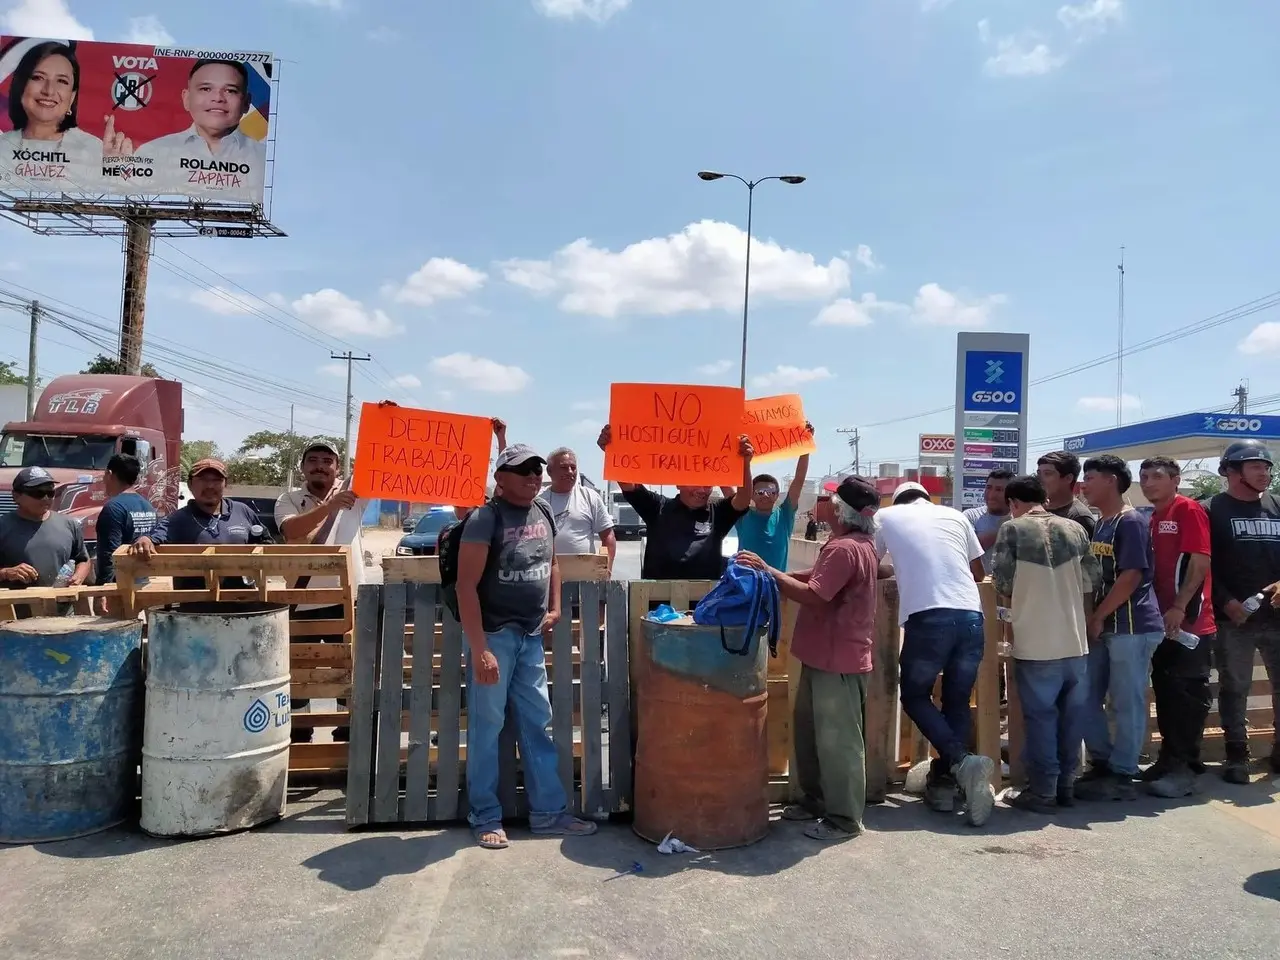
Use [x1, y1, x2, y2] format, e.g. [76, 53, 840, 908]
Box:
[0, 492, 13, 515]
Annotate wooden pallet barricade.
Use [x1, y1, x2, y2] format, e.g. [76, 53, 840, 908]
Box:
[347, 553, 628, 827]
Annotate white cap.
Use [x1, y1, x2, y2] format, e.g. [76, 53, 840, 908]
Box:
[891, 481, 930, 504]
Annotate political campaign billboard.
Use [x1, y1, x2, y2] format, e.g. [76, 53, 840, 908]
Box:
[0, 37, 273, 206]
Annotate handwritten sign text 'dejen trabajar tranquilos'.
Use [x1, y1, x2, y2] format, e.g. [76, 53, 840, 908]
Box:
[352, 403, 492, 507]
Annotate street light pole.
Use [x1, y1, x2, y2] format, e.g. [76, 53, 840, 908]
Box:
[697, 171, 807, 391]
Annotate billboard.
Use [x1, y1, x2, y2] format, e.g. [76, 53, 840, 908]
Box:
[0, 37, 273, 205]
[918, 434, 956, 457]
[954, 333, 1029, 509]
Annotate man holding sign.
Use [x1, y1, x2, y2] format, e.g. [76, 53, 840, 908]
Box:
[597, 425, 755, 580]
[734, 419, 814, 573]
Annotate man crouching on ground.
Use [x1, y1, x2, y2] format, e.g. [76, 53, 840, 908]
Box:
[737, 475, 882, 842]
[456, 443, 598, 849]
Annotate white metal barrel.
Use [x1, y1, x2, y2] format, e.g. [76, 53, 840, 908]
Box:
[141, 603, 291, 837]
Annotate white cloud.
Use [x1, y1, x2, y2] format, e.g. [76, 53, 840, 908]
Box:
[509, 220, 849, 319]
[751, 365, 834, 390]
[318, 362, 346, 377]
[2, 0, 92, 38]
[978, 20, 1066, 77]
[499, 258, 559, 294]
[189, 286, 253, 316]
[910, 282, 1007, 326]
[125, 15, 173, 45]
[565, 418, 603, 436]
[696, 359, 734, 376]
[388, 257, 487, 307]
[570, 399, 605, 412]
[813, 294, 907, 328]
[389, 373, 422, 389]
[1238, 322, 1280, 356]
[292, 289, 402, 338]
[436, 388, 455, 402]
[533, 0, 629, 23]
[854, 244, 883, 273]
[1077, 393, 1141, 414]
[428, 353, 531, 393]
[1058, 0, 1123, 36]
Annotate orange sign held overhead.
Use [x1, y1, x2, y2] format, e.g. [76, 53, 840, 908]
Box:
[743, 394, 816, 463]
[352, 403, 492, 507]
[604, 383, 746, 486]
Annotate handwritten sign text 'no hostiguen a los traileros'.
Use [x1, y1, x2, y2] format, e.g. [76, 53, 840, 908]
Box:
[352, 403, 493, 507]
[604, 383, 746, 486]
[743, 393, 816, 463]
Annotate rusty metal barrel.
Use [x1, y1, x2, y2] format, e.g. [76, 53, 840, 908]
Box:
[633, 618, 769, 850]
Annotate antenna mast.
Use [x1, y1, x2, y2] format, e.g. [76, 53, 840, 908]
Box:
[1116, 245, 1125, 427]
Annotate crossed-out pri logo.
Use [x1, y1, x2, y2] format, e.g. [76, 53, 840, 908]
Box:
[243, 698, 271, 734]
[110, 55, 158, 112]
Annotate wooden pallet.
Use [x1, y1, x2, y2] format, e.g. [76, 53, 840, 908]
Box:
[382, 551, 609, 586]
[0, 584, 118, 619]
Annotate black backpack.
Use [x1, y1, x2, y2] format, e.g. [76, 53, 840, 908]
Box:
[438, 498, 555, 621]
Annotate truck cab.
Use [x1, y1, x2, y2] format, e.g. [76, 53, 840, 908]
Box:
[0, 374, 183, 566]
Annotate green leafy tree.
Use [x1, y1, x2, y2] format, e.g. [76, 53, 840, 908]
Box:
[0, 360, 25, 385]
[180, 440, 223, 476]
[81, 354, 161, 379]
[1187, 475, 1223, 500]
[227, 430, 347, 487]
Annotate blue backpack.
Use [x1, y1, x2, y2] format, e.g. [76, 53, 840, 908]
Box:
[692, 562, 781, 658]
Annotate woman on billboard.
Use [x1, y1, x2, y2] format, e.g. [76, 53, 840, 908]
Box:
[0, 40, 132, 191]
[138, 59, 266, 203]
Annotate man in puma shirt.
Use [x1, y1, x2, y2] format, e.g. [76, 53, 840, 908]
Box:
[1205, 441, 1280, 783]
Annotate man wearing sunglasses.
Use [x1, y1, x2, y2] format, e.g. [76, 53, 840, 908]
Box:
[455, 443, 597, 849]
[734, 422, 813, 574]
[0, 466, 90, 602]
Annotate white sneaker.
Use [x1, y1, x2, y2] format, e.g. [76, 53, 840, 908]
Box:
[953, 754, 997, 827]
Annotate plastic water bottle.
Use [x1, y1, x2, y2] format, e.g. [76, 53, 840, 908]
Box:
[52, 561, 75, 587]
[1242, 592, 1267, 617]
[1172, 630, 1201, 650]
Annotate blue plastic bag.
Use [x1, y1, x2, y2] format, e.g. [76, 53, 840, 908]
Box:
[692, 562, 780, 657]
[645, 603, 682, 623]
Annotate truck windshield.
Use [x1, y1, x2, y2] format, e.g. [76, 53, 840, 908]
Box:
[0, 433, 117, 470]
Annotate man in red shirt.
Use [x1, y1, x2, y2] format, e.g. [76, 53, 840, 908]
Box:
[1138, 456, 1214, 798]
[737, 475, 881, 843]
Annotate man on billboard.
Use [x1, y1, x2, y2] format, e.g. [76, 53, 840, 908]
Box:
[138, 58, 265, 198]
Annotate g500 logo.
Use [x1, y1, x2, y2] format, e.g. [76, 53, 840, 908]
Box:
[1206, 416, 1262, 433]
[1064, 437, 1086, 452]
[971, 390, 1017, 404]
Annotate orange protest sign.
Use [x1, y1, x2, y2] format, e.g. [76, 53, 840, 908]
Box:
[604, 383, 746, 486]
[352, 403, 492, 507]
[744, 393, 816, 463]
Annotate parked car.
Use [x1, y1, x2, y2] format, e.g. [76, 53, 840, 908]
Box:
[396, 509, 456, 556]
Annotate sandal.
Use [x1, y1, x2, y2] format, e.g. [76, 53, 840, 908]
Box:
[803, 819, 860, 843]
[530, 813, 598, 837]
[781, 804, 819, 822]
[472, 825, 509, 850]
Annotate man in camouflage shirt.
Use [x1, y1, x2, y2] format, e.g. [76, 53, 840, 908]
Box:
[992, 474, 1101, 814]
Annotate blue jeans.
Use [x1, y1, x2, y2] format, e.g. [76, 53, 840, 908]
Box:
[899, 608, 986, 773]
[1014, 656, 1089, 796]
[465, 625, 567, 830]
[1082, 632, 1163, 776]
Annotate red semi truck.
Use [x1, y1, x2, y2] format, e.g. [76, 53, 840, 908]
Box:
[0, 374, 183, 566]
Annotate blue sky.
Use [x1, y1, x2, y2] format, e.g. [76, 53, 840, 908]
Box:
[1, 0, 1277, 483]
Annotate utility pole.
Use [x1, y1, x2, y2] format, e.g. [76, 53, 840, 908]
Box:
[286, 404, 296, 490]
[119, 217, 155, 375]
[26, 299, 38, 420]
[1232, 381, 1249, 414]
[331, 351, 370, 476]
[1116, 245, 1125, 427]
[836, 427, 860, 475]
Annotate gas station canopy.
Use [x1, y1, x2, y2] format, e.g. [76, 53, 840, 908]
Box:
[1062, 412, 1280, 462]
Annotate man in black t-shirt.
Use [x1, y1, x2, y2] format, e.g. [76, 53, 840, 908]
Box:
[1037, 450, 1097, 536]
[1206, 440, 1280, 782]
[596, 426, 754, 579]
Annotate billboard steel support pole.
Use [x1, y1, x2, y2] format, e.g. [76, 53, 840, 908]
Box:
[119, 217, 155, 376]
[26, 300, 38, 420]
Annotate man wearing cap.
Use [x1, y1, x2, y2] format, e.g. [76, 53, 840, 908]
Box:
[455, 443, 597, 848]
[275, 439, 365, 745]
[596, 425, 755, 580]
[0, 466, 90, 613]
[737, 476, 881, 843]
[875, 480, 995, 826]
[131, 459, 268, 589]
[734, 424, 814, 574]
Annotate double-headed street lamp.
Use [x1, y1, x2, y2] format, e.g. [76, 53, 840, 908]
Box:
[697, 171, 807, 390]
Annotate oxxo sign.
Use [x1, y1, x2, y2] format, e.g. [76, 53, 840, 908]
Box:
[919, 434, 956, 455]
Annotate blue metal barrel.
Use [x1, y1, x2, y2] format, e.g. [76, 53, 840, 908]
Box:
[0, 616, 144, 843]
